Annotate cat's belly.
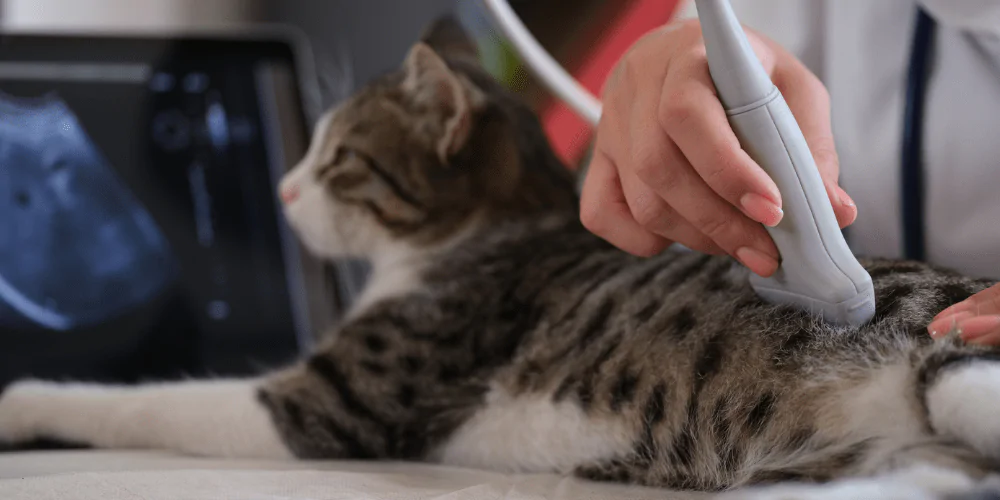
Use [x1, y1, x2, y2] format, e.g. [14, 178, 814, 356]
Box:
[432, 382, 634, 474]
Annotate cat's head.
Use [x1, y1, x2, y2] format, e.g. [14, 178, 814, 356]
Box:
[278, 18, 577, 261]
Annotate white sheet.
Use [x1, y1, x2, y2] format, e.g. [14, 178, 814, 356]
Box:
[0, 450, 709, 500]
[0, 450, 983, 499]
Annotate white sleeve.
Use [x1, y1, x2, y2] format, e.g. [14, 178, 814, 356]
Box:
[918, 0, 1000, 35]
[673, 0, 828, 81]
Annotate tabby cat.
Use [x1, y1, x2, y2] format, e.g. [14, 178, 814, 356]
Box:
[3, 18, 1000, 498]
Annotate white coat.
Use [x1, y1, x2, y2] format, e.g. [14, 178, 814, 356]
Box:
[677, 0, 1000, 279]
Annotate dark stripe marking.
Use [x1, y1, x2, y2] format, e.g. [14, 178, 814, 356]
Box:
[669, 306, 698, 339]
[317, 413, 377, 459]
[664, 254, 714, 288]
[579, 299, 615, 346]
[638, 383, 667, 462]
[635, 301, 660, 324]
[397, 384, 417, 408]
[437, 363, 463, 383]
[935, 282, 977, 312]
[363, 200, 423, 231]
[281, 398, 308, 432]
[308, 355, 388, 428]
[704, 260, 734, 292]
[326, 171, 371, 190]
[553, 375, 577, 402]
[693, 337, 724, 394]
[516, 361, 544, 391]
[401, 355, 424, 374]
[746, 392, 776, 436]
[545, 258, 587, 284]
[364, 334, 388, 353]
[778, 330, 811, 358]
[670, 400, 699, 468]
[561, 256, 619, 287]
[710, 398, 743, 473]
[874, 283, 915, 320]
[358, 150, 425, 210]
[631, 263, 666, 290]
[786, 427, 815, 450]
[555, 262, 629, 326]
[917, 351, 1000, 400]
[610, 370, 639, 412]
[379, 311, 419, 336]
[361, 360, 388, 376]
[577, 337, 622, 410]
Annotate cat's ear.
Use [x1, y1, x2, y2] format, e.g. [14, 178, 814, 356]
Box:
[419, 16, 480, 65]
[402, 43, 484, 165]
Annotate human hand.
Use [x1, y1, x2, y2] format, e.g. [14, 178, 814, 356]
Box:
[579, 20, 858, 277]
[928, 283, 1000, 345]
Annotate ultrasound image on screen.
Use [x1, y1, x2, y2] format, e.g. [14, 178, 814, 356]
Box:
[0, 39, 309, 384]
[0, 92, 178, 331]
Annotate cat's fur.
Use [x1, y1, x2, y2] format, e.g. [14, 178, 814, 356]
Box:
[3, 18, 1000, 497]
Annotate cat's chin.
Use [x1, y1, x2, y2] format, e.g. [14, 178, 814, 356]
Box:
[292, 230, 353, 261]
[282, 214, 347, 260]
[288, 221, 375, 262]
[282, 198, 384, 261]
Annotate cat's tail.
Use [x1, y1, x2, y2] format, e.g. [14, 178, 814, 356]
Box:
[0, 378, 293, 459]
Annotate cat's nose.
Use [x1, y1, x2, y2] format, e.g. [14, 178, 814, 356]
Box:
[280, 185, 300, 204]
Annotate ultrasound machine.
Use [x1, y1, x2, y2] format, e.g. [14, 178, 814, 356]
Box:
[0, 30, 342, 386]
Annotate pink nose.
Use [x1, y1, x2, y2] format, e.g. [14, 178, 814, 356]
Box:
[280, 185, 300, 204]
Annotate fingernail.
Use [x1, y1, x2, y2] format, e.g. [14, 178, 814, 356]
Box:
[736, 246, 779, 277]
[837, 187, 855, 208]
[741, 193, 784, 227]
[928, 311, 977, 339]
[958, 315, 1000, 341]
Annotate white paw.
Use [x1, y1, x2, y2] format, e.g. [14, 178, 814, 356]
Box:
[926, 361, 1000, 461]
[720, 465, 981, 500]
[0, 380, 53, 443]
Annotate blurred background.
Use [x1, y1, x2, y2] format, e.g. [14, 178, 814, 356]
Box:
[0, 0, 680, 387]
[2, 0, 683, 168]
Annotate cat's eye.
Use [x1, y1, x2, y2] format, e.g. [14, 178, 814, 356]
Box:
[316, 146, 360, 179]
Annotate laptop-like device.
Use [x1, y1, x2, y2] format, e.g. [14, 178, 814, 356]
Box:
[0, 29, 338, 385]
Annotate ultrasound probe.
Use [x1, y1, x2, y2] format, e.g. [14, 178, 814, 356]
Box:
[482, 0, 876, 326]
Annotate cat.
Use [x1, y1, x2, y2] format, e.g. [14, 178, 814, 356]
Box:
[2, 17, 1000, 498]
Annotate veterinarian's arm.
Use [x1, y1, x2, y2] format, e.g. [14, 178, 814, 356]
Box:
[579, 19, 857, 277]
[929, 283, 1000, 345]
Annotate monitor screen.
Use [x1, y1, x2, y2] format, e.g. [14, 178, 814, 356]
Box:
[0, 34, 325, 384]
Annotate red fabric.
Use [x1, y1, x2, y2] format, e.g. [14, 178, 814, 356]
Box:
[541, 0, 681, 168]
